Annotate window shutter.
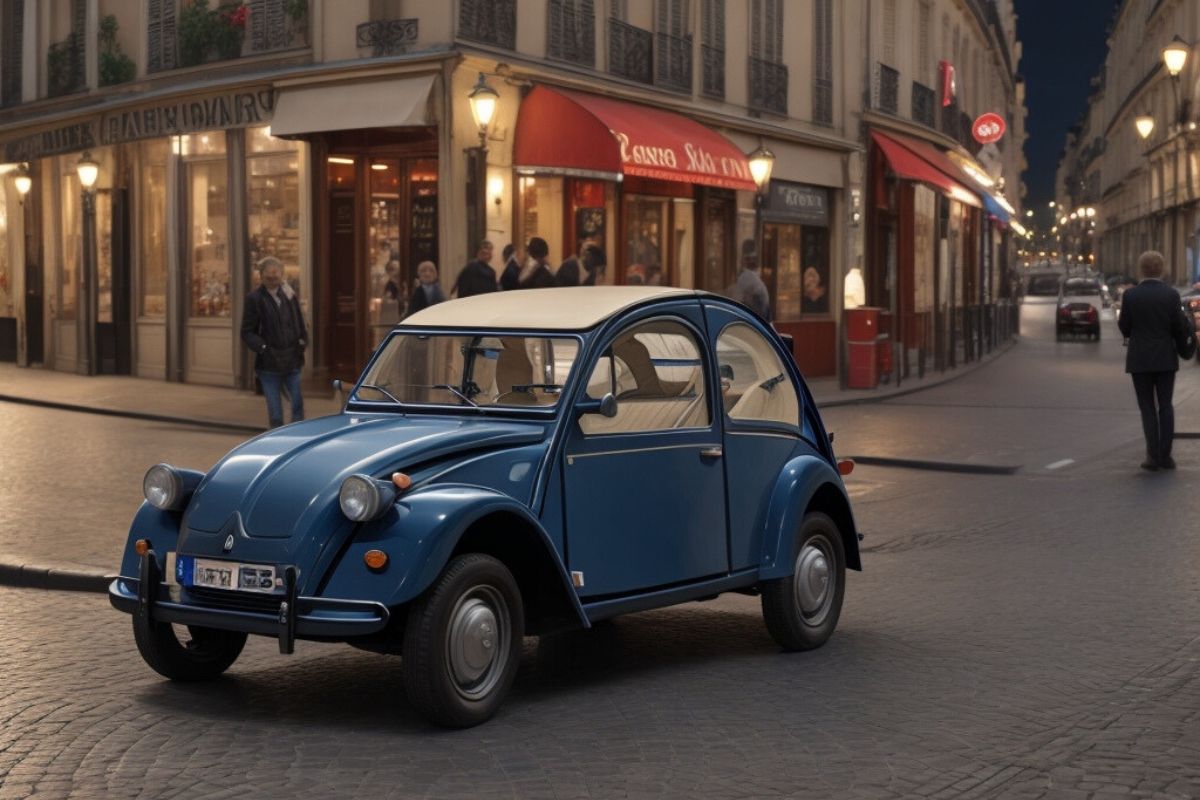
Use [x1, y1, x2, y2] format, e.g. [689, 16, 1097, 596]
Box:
[148, 0, 178, 72]
[750, 0, 762, 59]
[769, 0, 781, 64]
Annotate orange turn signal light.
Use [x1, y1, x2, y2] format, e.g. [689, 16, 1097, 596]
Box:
[364, 549, 389, 571]
[837, 459, 855, 476]
[135, 538, 152, 556]
[391, 472, 412, 491]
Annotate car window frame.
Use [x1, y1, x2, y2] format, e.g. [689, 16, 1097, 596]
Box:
[714, 321, 804, 439]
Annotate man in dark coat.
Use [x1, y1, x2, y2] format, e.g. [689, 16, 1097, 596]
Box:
[452, 240, 498, 297]
[1117, 250, 1187, 470]
[499, 243, 521, 290]
[241, 257, 307, 428]
[517, 237, 557, 289]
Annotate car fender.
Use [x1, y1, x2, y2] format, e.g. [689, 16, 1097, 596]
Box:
[758, 455, 861, 581]
[118, 501, 184, 578]
[319, 484, 588, 628]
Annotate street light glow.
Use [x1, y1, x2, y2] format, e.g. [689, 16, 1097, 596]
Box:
[1163, 36, 1190, 77]
[1136, 115, 1156, 140]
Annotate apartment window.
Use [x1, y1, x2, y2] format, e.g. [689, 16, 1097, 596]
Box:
[918, 1, 931, 84]
[548, 0, 595, 67]
[458, 0, 516, 50]
[882, 0, 896, 66]
[655, 0, 691, 92]
[147, 0, 177, 72]
[812, 0, 832, 124]
[701, 0, 724, 99]
[750, 0, 782, 64]
[1, 0, 23, 107]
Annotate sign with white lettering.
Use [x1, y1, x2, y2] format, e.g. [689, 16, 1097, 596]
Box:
[609, 129, 756, 191]
[765, 181, 830, 226]
[972, 112, 1006, 145]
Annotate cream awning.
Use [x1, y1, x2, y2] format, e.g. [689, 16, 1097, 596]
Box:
[270, 74, 435, 136]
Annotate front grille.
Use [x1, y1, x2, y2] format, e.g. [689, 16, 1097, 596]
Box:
[186, 586, 283, 614]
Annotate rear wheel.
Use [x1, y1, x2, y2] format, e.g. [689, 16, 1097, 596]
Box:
[133, 620, 247, 681]
[761, 513, 846, 652]
[403, 554, 524, 728]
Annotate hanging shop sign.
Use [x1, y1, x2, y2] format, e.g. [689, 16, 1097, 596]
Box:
[972, 113, 1006, 145]
[939, 60, 957, 107]
[765, 181, 830, 226]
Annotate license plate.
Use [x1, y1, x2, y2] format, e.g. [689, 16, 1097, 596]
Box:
[1072, 310, 1088, 318]
[178, 556, 278, 594]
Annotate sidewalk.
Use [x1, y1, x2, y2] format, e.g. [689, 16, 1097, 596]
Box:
[0, 341, 1015, 593]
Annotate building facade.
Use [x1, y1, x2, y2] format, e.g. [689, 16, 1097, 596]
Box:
[1062, 0, 1200, 284]
[0, 0, 1022, 387]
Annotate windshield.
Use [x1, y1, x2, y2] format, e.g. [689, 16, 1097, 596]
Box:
[1027, 275, 1062, 296]
[353, 334, 581, 409]
[1063, 279, 1101, 295]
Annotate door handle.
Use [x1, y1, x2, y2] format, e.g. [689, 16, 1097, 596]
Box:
[699, 446, 723, 460]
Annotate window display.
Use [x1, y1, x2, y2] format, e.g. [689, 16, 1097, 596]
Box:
[187, 159, 230, 317]
[58, 164, 79, 320]
[624, 196, 668, 285]
[247, 150, 301, 293]
[519, 176, 564, 264]
[140, 140, 169, 317]
[369, 158, 402, 346]
[0, 188, 11, 319]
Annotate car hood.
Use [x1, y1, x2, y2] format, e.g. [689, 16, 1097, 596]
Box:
[183, 414, 548, 539]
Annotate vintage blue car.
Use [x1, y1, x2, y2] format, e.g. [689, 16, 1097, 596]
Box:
[110, 287, 861, 727]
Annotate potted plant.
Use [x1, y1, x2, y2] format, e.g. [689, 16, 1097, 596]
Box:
[178, 0, 248, 66]
[98, 15, 136, 86]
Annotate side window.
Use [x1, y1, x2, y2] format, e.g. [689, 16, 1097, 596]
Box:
[716, 323, 800, 428]
[580, 319, 710, 435]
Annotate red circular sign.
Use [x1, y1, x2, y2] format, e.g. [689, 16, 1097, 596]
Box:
[973, 113, 1007, 145]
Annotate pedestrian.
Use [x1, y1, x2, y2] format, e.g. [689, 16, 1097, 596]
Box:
[582, 243, 607, 286]
[517, 237, 557, 289]
[499, 243, 521, 291]
[735, 240, 771, 321]
[240, 257, 307, 429]
[1117, 250, 1188, 471]
[407, 261, 446, 315]
[452, 240, 498, 297]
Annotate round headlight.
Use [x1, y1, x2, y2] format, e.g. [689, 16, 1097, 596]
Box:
[143, 464, 182, 510]
[340, 474, 381, 521]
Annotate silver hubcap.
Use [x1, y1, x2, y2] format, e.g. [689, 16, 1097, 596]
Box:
[793, 535, 835, 625]
[447, 586, 510, 700]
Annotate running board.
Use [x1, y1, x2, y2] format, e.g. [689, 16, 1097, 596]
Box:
[581, 569, 760, 623]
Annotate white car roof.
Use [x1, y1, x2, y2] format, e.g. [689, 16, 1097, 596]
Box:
[400, 286, 698, 331]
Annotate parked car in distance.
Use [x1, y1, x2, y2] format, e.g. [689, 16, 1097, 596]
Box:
[109, 287, 861, 728]
[1057, 277, 1105, 341]
[1024, 272, 1064, 301]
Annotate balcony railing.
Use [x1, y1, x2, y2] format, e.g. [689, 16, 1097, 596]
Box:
[458, 0, 516, 50]
[911, 82, 936, 128]
[655, 32, 692, 93]
[356, 18, 419, 57]
[749, 56, 788, 116]
[813, 78, 833, 125]
[875, 63, 899, 115]
[150, 0, 309, 73]
[701, 44, 724, 99]
[608, 18, 652, 84]
[547, 0, 595, 67]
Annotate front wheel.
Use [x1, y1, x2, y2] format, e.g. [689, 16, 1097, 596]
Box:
[761, 513, 846, 652]
[133, 619, 247, 681]
[403, 554, 524, 728]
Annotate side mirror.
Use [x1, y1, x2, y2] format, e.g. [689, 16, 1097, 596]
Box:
[577, 392, 618, 418]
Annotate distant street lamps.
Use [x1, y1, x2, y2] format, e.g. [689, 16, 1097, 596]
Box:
[1163, 36, 1191, 128]
[76, 151, 99, 376]
[746, 141, 775, 270]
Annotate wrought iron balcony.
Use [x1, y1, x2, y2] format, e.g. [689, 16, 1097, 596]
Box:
[608, 18, 652, 85]
[749, 56, 788, 116]
[911, 82, 936, 128]
[875, 63, 899, 115]
[701, 44, 724, 99]
[458, 0, 516, 50]
[356, 18, 419, 57]
[547, 0, 595, 66]
[655, 32, 692, 93]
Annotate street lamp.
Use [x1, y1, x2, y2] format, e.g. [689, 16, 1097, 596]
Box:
[465, 73, 500, 256]
[1163, 35, 1189, 78]
[747, 142, 775, 193]
[1135, 115, 1156, 140]
[13, 163, 31, 199]
[76, 151, 100, 376]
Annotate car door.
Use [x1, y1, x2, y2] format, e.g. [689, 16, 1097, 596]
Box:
[562, 310, 729, 598]
[703, 303, 806, 572]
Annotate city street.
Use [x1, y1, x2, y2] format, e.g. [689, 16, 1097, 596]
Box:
[2, 303, 1200, 799]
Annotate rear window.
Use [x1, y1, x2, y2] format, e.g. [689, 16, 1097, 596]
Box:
[1027, 276, 1062, 296]
[1063, 279, 1101, 295]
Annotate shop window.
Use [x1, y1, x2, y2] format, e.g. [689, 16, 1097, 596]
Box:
[716, 322, 799, 427]
[580, 319, 710, 435]
[58, 163, 79, 320]
[700, 191, 735, 295]
[183, 133, 230, 318]
[139, 140, 169, 317]
[246, 128, 301, 298]
[0, 187, 10, 317]
[764, 223, 830, 323]
[624, 196, 669, 285]
[518, 176, 565, 264]
[369, 157, 402, 343]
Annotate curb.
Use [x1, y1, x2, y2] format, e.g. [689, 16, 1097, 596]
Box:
[0, 393, 266, 436]
[0, 561, 113, 593]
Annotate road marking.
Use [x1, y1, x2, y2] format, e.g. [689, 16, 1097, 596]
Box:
[1045, 459, 1075, 471]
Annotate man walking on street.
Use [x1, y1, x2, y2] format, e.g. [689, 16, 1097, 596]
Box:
[241, 257, 307, 429]
[735, 239, 771, 321]
[1117, 250, 1186, 471]
[453, 240, 498, 297]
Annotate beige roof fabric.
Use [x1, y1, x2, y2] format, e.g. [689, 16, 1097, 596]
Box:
[401, 287, 696, 330]
[270, 75, 435, 137]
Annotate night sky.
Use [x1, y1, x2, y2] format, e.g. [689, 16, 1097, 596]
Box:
[1013, 0, 1122, 212]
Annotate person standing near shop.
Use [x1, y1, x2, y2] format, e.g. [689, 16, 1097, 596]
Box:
[241, 257, 306, 429]
[735, 240, 771, 321]
[452, 240, 498, 297]
[407, 261, 446, 315]
[1117, 250, 1187, 471]
[518, 237, 557, 289]
[499, 243, 522, 290]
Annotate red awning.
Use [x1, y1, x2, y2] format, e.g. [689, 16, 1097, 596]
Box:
[871, 131, 982, 208]
[514, 85, 758, 191]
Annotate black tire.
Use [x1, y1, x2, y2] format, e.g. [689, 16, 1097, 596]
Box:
[403, 554, 524, 728]
[761, 513, 846, 652]
[133, 619, 247, 681]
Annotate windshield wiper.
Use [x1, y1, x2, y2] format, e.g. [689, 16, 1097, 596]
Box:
[355, 383, 403, 405]
[430, 384, 480, 408]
